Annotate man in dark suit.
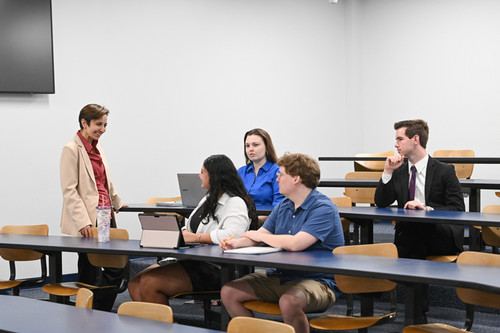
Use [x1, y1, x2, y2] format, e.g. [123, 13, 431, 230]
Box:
[374, 119, 465, 259]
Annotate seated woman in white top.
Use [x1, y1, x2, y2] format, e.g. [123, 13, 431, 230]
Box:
[128, 154, 258, 304]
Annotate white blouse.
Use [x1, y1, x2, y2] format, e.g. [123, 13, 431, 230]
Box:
[184, 192, 251, 244]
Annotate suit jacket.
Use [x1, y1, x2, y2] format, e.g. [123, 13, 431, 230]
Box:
[60, 134, 123, 237]
[374, 156, 465, 248]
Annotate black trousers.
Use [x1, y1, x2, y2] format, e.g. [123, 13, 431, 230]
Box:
[394, 222, 459, 260]
[395, 221, 460, 318]
[77, 252, 124, 311]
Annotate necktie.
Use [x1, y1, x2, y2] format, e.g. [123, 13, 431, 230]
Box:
[409, 165, 417, 201]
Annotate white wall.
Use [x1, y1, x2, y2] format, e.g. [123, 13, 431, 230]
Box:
[0, 0, 347, 276]
[358, 0, 500, 207]
[1, 0, 499, 277]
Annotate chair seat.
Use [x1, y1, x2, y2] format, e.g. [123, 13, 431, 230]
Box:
[310, 312, 396, 331]
[426, 255, 458, 263]
[170, 290, 220, 299]
[403, 323, 467, 333]
[42, 282, 115, 297]
[0, 280, 24, 290]
[243, 300, 282, 315]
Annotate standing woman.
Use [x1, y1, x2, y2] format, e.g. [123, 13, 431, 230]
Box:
[60, 103, 126, 311]
[238, 129, 284, 222]
[128, 154, 257, 304]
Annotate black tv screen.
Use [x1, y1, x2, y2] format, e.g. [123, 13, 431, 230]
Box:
[0, 0, 55, 94]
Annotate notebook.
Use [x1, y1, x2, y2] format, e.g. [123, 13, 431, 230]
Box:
[139, 214, 202, 248]
[156, 173, 206, 208]
[223, 247, 283, 255]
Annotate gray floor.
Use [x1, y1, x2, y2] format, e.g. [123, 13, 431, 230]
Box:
[8, 222, 500, 332]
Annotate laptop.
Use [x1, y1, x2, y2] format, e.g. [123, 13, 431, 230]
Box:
[139, 214, 202, 248]
[156, 173, 206, 208]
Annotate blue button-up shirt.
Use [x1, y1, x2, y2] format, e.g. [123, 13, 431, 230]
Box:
[238, 160, 284, 207]
[262, 189, 344, 295]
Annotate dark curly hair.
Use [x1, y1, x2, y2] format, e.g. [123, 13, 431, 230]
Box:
[200, 154, 258, 230]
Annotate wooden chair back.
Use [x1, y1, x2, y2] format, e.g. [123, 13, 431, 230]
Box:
[89, 228, 129, 269]
[146, 197, 183, 220]
[333, 243, 398, 294]
[330, 197, 352, 233]
[330, 196, 352, 207]
[75, 288, 93, 309]
[481, 205, 500, 247]
[344, 172, 382, 205]
[354, 151, 394, 172]
[118, 301, 174, 323]
[0, 224, 48, 261]
[227, 317, 295, 333]
[433, 149, 474, 179]
[456, 251, 500, 309]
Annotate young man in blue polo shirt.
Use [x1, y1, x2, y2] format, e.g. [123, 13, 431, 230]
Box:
[220, 153, 344, 333]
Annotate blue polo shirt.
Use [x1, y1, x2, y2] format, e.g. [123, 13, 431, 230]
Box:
[262, 189, 344, 295]
[238, 161, 284, 207]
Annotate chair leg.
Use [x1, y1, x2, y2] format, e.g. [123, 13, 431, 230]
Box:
[353, 223, 360, 245]
[344, 230, 351, 246]
[203, 297, 211, 328]
[464, 303, 474, 331]
[202, 297, 221, 328]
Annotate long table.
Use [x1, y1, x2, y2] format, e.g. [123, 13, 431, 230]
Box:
[1, 234, 500, 327]
[318, 178, 500, 213]
[120, 204, 274, 217]
[121, 204, 500, 247]
[318, 156, 500, 164]
[0, 295, 220, 333]
[336, 206, 500, 245]
[318, 178, 500, 249]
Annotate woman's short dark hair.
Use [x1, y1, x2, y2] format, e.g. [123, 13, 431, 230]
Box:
[79, 104, 109, 129]
[200, 154, 258, 230]
[243, 128, 278, 164]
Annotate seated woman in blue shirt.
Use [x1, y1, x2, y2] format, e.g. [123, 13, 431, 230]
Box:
[238, 129, 284, 223]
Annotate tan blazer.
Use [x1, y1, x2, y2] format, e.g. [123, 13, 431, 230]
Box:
[60, 134, 124, 237]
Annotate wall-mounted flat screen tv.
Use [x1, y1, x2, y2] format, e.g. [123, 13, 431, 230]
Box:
[0, 0, 55, 94]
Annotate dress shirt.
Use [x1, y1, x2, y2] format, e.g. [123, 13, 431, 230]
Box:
[381, 155, 429, 206]
[408, 154, 428, 205]
[238, 161, 284, 207]
[77, 131, 111, 207]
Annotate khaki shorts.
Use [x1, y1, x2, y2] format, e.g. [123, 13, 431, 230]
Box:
[242, 271, 336, 313]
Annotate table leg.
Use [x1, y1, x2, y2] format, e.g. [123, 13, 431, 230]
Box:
[359, 294, 374, 333]
[47, 251, 64, 303]
[220, 263, 236, 331]
[359, 219, 374, 244]
[468, 188, 480, 213]
[404, 283, 425, 325]
[468, 189, 482, 251]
